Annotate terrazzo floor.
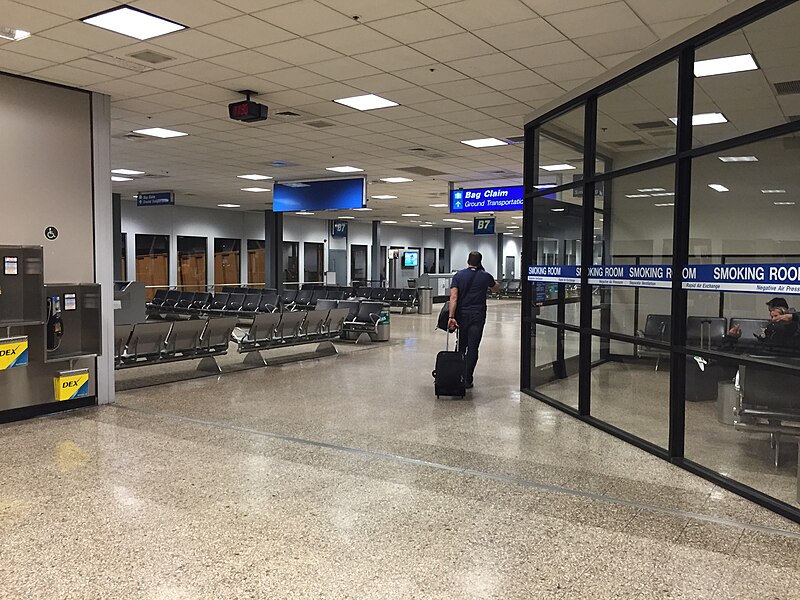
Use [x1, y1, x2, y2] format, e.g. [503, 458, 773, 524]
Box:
[2, 301, 800, 598]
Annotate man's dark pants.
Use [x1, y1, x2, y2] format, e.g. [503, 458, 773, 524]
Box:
[457, 311, 486, 385]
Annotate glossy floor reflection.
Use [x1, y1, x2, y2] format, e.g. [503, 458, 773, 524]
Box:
[2, 301, 800, 598]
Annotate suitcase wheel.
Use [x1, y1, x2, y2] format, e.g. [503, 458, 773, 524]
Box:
[431, 370, 436, 377]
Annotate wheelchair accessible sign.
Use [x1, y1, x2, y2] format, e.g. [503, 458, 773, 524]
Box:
[527, 263, 800, 294]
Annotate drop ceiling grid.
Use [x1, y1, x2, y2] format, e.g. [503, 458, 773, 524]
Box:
[1, 0, 731, 221]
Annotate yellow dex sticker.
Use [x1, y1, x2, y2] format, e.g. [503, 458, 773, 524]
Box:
[53, 369, 90, 401]
[0, 337, 28, 370]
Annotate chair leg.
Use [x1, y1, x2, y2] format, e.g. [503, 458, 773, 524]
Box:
[774, 433, 781, 469]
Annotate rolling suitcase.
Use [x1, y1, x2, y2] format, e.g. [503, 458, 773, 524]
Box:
[432, 331, 466, 399]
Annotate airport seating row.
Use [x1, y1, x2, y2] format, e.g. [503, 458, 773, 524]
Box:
[497, 280, 522, 298]
[637, 314, 772, 351]
[233, 307, 351, 354]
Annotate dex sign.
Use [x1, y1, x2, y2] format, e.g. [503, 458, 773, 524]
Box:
[450, 185, 523, 213]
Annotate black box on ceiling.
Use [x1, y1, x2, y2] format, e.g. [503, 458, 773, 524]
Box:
[228, 100, 269, 123]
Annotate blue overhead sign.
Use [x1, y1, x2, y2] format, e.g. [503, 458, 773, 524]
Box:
[273, 177, 366, 212]
[474, 217, 495, 235]
[450, 185, 523, 213]
[137, 191, 174, 206]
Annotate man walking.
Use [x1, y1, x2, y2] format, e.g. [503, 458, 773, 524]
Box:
[448, 251, 501, 389]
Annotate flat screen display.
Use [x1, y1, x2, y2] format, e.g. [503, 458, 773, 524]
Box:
[403, 251, 419, 268]
[273, 177, 366, 212]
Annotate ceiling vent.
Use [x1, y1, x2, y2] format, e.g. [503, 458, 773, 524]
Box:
[775, 80, 800, 95]
[396, 166, 450, 177]
[113, 132, 154, 142]
[633, 120, 672, 130]
[407, 147, 448, 159]
[611, 139, 647, 147]
[304, 119, 336, 128]
[127, 50, 175, 65]
[88, 53, 150, 73]
[506, 135, 525, 144]
[275, 110, 301, 117]
[266, 161, 298, 168]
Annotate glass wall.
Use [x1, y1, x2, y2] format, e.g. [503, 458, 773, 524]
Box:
[135, 234, 169, 301]
[523, 0, 800, 521]
[304, 242, 324, 283]
[423, 247, 436, 274]
[351, 244, 367, 284]
[177, 236, 207, 292]
[247, 240, 265, 287]
[214, 238, 240, 291]
[283, 241, 299, 284]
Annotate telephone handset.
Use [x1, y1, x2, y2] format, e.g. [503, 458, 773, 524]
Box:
[46, 295, 63, 352]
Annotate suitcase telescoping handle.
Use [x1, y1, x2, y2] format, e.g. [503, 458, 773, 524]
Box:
[446, 328, 458, 351]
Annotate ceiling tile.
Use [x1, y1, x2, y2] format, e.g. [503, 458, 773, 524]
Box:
[260, 66, 332, 88]
[545, 2, 645, 38]
[343, 72, 413, 93]
[13, 0, 119, 19]
[354, 45, 435, 71]
[128, 0, 243, 27]
[478, 69, 548, 91]
[215, 75, 286, 95]
[535, 58, 606, 82]
[411, 33, 496, 63]
[69, 56, 144, 79]
[309, 25, 399, 55]
[427, 78, 494, 98]
[253, 1, 356, 36]
[596, 51, 639, 69]
[386, 87, 443, 104]
[447, 53, 523, 78]
[0, 0, 70, 31]
[314, 0, 426, 22]
[410, 98, 470, 115]
[303, 56, 381, 80]
[200, 15, 296, 47]
[458, 91, 515, 109]
[263, 89, 322, 107]
[166, 60, 246, 83]
[299, 81, 366, 101]
[208, 50, 290, 73]
[393, 64, 466, 86]
[151, 30, 245, 60]
[504, 82, 564, 102]
[39, 21, 133, 52]
[257, 38, 342, 65]
[0, 48, 54, 73]
[508, 40, 590, 69]
[574, 25, 657, 57]
[472, 18, 566, 51]
[29, 63, 112, 86]
[180, 84, 242, 102]
[368, 9, 464, 44]
[91, 79, 162, 99]
[6, 36, 91, 62]
[212, 0, 296, 13]
[626, 0, 728, 24]
[649, 17, 702, 39]
[520, 0, 613, 16]
[436, 0, 537, 29]
[126, 69, 200, 91]
[137, 91, 208, 109]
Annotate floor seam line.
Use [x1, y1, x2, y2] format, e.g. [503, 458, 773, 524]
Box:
[111, 403, 800, 540]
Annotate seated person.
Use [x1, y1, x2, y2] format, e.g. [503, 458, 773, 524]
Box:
[727, 297, 794, 341]
[727, 300, 800, 355]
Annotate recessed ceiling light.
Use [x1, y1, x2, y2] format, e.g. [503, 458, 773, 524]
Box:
[218, 203, 240, 208]
[534, 184, 558, 189]
[326, 166, 363, 173]
[718, 156, 758, 162]
[81, 6, 186, 41]
[442, 218, 470, 223]
[353, 207, 372, 211]
[551, 208, 565, 212]
[452, 227, 464, 230]
[111, 176, 133, 182]
[380, 177, 413, 183]
[540, 164, 576, 172]
[334, 94, 398, 111]
[401, 213, 420, 217]
[654, 203, 675, 207]
[133, 127, 188, 138]
[669, 113, 728, 126]
[761, 189, 787, 194]
[112, 168, 145, 176]
[694, 53, 758, 78]
[651, 192, 675, 197]
[478, 211, 493, 214]
[420, 224, 433, 227]
[339, 216, 355, 219]
[511, 216, 523, 219]
[626, 194, 650, 198]
[382, 220, 398, 224]
[460, 138, 508, 148]
[283, 182, 310, 188]
[638, 188, 665, 192]
[0, 26, 31, 41]
[429, 203, 448, 208]
[371, 195, 397, 200]
[241, 187, 270, 192]
[296, 211, 315, 215]
[708, 184, 729, 192]
[507, 226, 520, 229]
[238, 174, 272, 180]
[774, 201, 796, 206]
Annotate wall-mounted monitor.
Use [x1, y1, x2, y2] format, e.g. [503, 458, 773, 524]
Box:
[403, 251, 419, 268]
[273, 177, 366, 212]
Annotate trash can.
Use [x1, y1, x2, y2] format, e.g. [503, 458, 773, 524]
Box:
[418, 287, 433, 315]
[374, 307, 391, 341]
[716, 381, 738, 425]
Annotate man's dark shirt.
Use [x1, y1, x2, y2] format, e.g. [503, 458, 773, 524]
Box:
[451, 267, 496, 316]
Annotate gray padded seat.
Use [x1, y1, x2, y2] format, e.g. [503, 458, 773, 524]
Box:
[276, 311, 306, 340]
[338, 300, 361, 321]
[325, 308, 350, 336]
[165, 319, 207, 357]
[114, 324, 133, 362]
[302, 310, 328, 338]
[316, 298, 338, 310]
[240, 312, 281, 347]
[199, 317, 237, 353]
[125, 321, 172, 360]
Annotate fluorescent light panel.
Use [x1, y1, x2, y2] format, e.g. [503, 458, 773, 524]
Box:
[81, 7, 186, 40]
[694, 54, 758, 77]
[0, 26, 30, 41]
[420, 224, 433, 227]
[669, 113, 728, 126]
[442, 218, 470, 223]
[133, 127, 188, 138]
[460, 138, 508, 148]
[352, 207, 372, 211]
[237, 174, 272, 180]
[718, 155, 758, 162]
[382, 220, 397, 224]
[296, 211, 314, 215]
[761, 189, 787, 194]
[380, 177, 413, 183]
[540, 164, 575, 172]
[654, 203, 675, 207]
[401, 213, 420, 217]
[112, 168, 144, 175]
[111, 176, 133, 182]
[774, 202, 795, 206]
[551, 208, 565, 212]
[241, 187, 270, 192]
[534, 184, 558, 189]
[334, 94, 398, 111]
[429, 203, 448, 208]
[651, 192, 675, 197]
[626, 194, 651, 198]
[708, 184, 729, 192]
[339, 216, 355, 219]
[638, 188, 665, 192]
[511, 216, 523, 219]
[325, 166, 363, 173]
[371, 195, 397, 199]
[218, 203, 240, 208]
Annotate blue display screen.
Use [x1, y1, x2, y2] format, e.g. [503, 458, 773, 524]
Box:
[273, 178, 366, 212]
[403, 251, 419, 268]
[450, 185, 523, 213]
